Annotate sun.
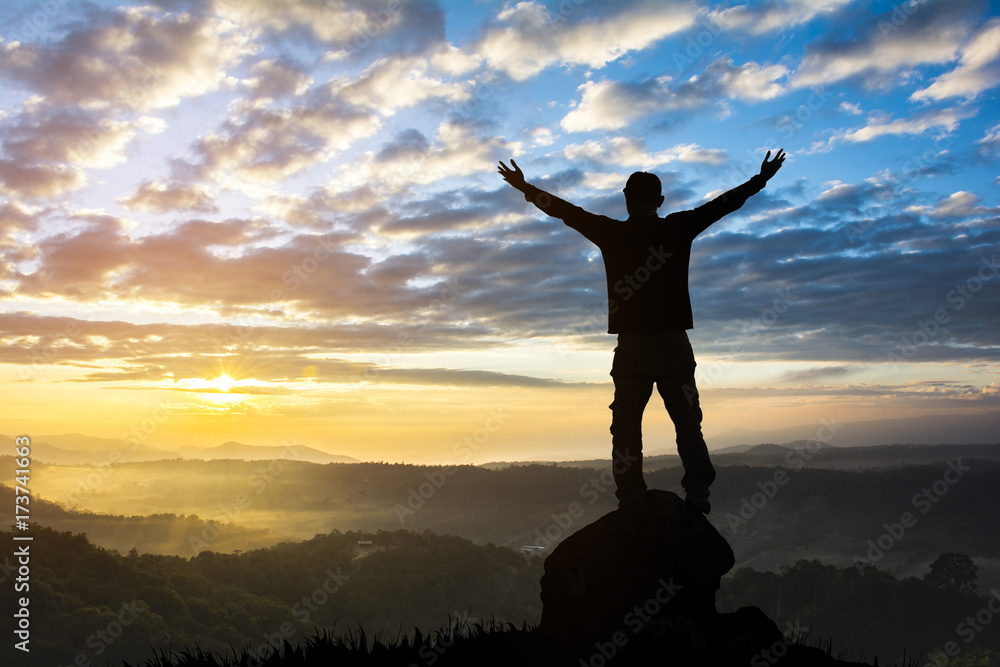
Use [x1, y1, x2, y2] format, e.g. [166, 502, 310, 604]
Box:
[211, 374, 237, 392]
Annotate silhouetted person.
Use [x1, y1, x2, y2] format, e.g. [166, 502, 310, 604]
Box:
[498, 149, 786, 513]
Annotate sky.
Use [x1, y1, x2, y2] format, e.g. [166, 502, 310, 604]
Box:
[0, 0, 998, 464]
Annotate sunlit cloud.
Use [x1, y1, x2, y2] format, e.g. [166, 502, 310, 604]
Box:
[472, 0, 697, 80]
[791, 0, 979, 90]
[562, 137, 727, 168]
[119, 181, 219, 213]
[1, 0, 998, 454]
[910, 17, 1000, 102]
[561, 58, 788, 132]
[0, 6, 255, 111]
[807, 106, 977, 153]
[708, 0, 854, 35]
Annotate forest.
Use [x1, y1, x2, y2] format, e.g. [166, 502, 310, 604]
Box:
[5, 452, 1000, 583]
[4, 525, 999, 666]
[3, 446, 1000, 665]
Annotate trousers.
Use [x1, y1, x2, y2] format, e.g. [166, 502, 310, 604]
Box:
[609, 331, 715, 503]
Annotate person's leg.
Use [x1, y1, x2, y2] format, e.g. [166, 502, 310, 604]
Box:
[610, 338, 654, 505]
[653, 332, 715, 512]
[658, 375, 715, 509]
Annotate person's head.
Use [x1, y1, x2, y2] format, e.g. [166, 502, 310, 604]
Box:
[623, 171, 664, 217]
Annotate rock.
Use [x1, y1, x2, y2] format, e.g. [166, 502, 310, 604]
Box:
[538, 489, 734, 645]
[534, 489, 878, 666]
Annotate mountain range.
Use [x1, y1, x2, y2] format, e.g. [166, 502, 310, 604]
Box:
[0, 433, 359, 465]
[5, 409, 996, 467]
[703, 409, 999, 449]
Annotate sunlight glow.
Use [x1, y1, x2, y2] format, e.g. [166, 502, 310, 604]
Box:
[178, 375, 249, 393]
[212, 374, 237, 392]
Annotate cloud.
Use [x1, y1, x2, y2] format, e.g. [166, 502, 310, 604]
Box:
[428, 43, 481, 76]
[809, 106, 976, 152]
[683, 179, 1000, 366]
[530, 127, 555, 147]
[472, 0, 696, 80]
[14, 214, 131, 299]
[131, 53, 465, 197]
[814, 176, 897, 212]
[212, 0, 446, 57]
[976, 121, 1000, 157]
[0, 5, 254, 111]
[791, 0, 978, 90]
[5, 162, 999, 386]
[561, 137, 728, 169]
[334, 120, 522, 195]
[696, 382, 1000, 408]
[560, 58, 788, 132]
[711, 59, 789, 101]
[910, 17, 1000, 102]
[2, 105, 166, 169]
[353, 366, 572, 388]
[240, 57, 313, 100]
[253, 188, 388, 230]
[907, 191, 1000, 219]
[838, 101, 863, 115]
[0, 101, 166, 199]
[336, 54, 469, 115]
[708, 0, 854, 35]
[0, 160, 85, 199]
[0, 201, 40, 238]
[119, 181, 219, 213]
[0, 310, 578, 390]
[183, 87, 382, 188]
[776, 365, 856, 384]
[0, 5, 246, 200]
[2, 0, 998, 414]
[560, 77, 689, 132]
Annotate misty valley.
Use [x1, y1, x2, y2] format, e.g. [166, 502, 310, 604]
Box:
[3, 441, 1000, 665]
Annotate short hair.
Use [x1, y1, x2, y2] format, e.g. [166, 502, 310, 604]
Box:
[624, 171, 661, 198]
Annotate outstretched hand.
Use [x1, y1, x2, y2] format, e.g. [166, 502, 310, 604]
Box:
[759, 149, 786, 182]
[498, 158, 526, 190]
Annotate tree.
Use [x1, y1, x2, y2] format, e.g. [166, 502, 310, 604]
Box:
[924, 552, 978, 595]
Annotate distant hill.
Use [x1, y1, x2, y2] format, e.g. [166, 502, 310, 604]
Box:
[484, 441, 998, 471]
[172, 441, 359, 464]
[1, 434, 359, 465]
[0, 483, 280, 555]
[18, 440, 171, 465]
[11, 447, 1000, 588]
[0, 433, 170, 465]
[27, 432, 133, 450]
[711, 441, 1000, 470]
[706, 443, 754, 454]
[706, 410, 1000, 449]
[741, 442, 812, 456]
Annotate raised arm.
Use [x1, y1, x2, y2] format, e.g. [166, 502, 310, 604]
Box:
[498, 158, 578, 220]
[759, 148, 786, 181]
[678, 149, 786, 238]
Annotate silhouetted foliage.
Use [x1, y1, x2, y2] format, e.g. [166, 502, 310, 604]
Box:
[719, 557, 1000, 664]
[2, 525, 542, 667]
[5, 456, 999, 576]
[8, 523, 1000, 667]
[924, 552, 978, 596]
[5, 454, 1000, 665]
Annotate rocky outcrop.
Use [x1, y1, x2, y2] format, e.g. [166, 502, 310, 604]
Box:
[539, 489, 733, 644]
[536, 489, 872, 666]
